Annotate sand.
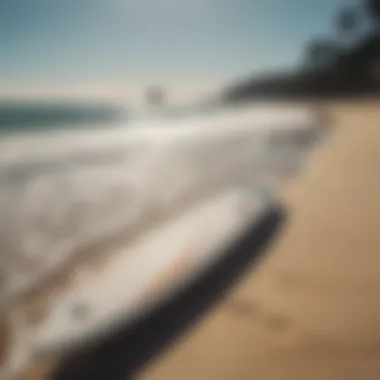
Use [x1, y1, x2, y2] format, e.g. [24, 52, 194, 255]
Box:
[136, 100, 380, 380]
[12, 99, 380, 379]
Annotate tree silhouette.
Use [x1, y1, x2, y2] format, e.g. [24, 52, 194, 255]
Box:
[223, 0, 380, 102]
[304, 40, 340, 72]
[366, 0, 380, 21]
[336, 7, 359, 45]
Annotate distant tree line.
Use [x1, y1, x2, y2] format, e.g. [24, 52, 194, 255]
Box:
[223, 0, 380, 102]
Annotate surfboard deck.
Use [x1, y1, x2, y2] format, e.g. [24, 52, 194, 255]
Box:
[30, 186, 274, 355]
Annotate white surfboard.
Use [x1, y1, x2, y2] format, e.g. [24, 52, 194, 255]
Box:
[30, 186, 273, 355]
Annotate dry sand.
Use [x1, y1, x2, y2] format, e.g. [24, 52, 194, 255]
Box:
[14, 100, 380, 379]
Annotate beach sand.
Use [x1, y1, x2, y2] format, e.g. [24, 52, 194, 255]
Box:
[13, 99, 380, 380]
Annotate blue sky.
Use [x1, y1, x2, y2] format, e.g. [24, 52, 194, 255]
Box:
[0, 0, 357, 102]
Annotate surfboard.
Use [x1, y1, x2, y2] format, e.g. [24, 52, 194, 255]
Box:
[30, 185, 273, 355]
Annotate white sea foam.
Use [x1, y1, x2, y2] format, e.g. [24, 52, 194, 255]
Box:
[0, 103, 322, 310]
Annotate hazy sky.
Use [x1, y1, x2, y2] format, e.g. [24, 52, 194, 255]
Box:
[0, 0, 357, 104]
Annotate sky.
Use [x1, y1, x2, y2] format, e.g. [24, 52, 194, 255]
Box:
[0, 0, 359, 105]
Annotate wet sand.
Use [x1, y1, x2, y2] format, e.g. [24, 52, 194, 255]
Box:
[15, 100, 380, 379]
[137, 100, 380, 380]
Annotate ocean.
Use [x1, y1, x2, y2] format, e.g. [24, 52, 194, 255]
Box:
[0, 100, 127, 135]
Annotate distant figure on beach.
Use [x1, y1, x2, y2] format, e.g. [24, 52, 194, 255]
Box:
[146, 86, 166, 107]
